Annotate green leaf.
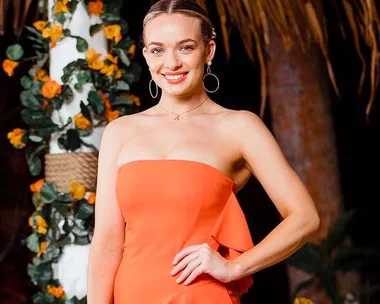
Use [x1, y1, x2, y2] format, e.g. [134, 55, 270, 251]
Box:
[286, 242, 320, 274]
[122, 61, 142, 84]
[6, 44, 24, 61]
[54, 12, 66, 24]
[325, 209, 357, 254]
[114, 48, 130, 66]
[21, 109, 57, 127]
[21, 90, 40, 110]
[75, 70, 91, 91]
[76, 203, 94, 219]
[20, 76, 33, 89]
[24, 25, 44, 37]
[87, 90, 105, 114]
[24, 233, 40, 252]
[113, 95, 134, 106]
[37, 126, 60, 138]
[90, 23, 103, 36]
[115, 80, 130, 90]
[28, 54, 49, 78]
[32, 291, 55, 303]
[30, 81, 43, 96]
[115, 36, 134, 49]
[67, 129, 82, 151]
[334, 247, 380, 271]
[27, 262, 53, 285]
[80, 100, 92, 122]
[25, 143, 48, 176]
[29, 135, 43, 143]
[75, 36, 88, 52]
[40, 182, 58, 204]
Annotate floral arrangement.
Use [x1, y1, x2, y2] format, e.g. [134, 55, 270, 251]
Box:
[3, 0, 141, 302]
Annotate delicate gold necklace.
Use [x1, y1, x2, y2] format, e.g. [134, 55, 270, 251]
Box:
[158, 96, 209, 120]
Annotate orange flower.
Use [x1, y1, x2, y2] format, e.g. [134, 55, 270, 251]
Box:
[105, 109, 121, 121]
[30, 215, 48, 235]
[88, 0, 104, 15]
[104, 24, 122, 42]
[98, 90, 121, 121]
[35, 69, 50, 82]
[74, 113, 92, 129]
[41, 101, 49, 109]
[42, 23, 63, 43]
[105, 53, 118, 64]
[47, 285, 65, 299]
[7, 128, 26, 148]
[53, 1, 69, 14]
[30, 178, 45, 192]
[37, 241, 47, 258]
[87, 192, 96, 204]
[86, 48, 105, 70]
[69, 181, 86, 200]
[33, 21, 49, 31]
[128, 44, 136, 57]
[294, 298, 315, 304]
[122, 92, 141, 106]
[2, 59, 19, 77]
[41, 79, 62, 99]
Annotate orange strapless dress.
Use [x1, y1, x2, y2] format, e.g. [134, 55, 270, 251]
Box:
[114, 159, 254, 303]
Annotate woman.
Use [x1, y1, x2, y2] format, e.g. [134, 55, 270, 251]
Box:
[87, 0, 320, 303]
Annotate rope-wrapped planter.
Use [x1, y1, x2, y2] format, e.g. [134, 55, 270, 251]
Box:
[44, 152, 98, 193]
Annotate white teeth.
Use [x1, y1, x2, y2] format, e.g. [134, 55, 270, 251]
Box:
[165, 74, 184, 80]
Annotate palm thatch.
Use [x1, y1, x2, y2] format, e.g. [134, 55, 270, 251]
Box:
[0, 0, 41, 37]
[197, 0, 379, 119]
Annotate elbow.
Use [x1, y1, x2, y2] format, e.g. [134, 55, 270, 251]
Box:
[307, 211, 321, 238]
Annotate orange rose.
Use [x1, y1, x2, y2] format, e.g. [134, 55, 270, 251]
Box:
[74, 113, 92, 129]
[37, 241, 47, 258]
[30, 178, 45, 192]
[104, 24, 122, 42]
[69, 181, 86, 200]
[33, 21, 49, 31]
[53, 1, 69, 14]
[2, 59, 19, 77]
[47, 285, 65, 299]
[87, 192, 96, 204]
[7, 128, 26, 148]
[41, 79, 62, 99]
[88, 0, 104, 15]
[35, 69, 50, 82]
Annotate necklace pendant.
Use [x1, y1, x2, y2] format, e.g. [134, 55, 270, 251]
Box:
[174, 115, 179, 120]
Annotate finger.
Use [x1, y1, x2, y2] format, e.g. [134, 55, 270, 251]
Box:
[172, 244, 204, 265]
[176, 259, 202, 284]
[183, 265, 204, 285]
[170, 252, 199, 276]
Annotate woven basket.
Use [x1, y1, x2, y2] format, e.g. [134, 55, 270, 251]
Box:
[44, 152, 98, 193]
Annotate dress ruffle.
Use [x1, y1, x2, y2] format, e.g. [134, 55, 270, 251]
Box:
[211, 190, 254, 295]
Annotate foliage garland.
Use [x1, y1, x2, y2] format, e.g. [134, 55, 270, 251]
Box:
[3, 0, 141, 302]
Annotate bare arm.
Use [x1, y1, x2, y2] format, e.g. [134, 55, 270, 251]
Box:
[87, 120, 126, 303]
[230, 111, 320, 280]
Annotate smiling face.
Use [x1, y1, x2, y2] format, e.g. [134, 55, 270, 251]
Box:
[143, 13, 216, 97]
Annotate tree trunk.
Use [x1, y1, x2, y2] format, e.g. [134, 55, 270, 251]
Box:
[266, 24, 344, 303]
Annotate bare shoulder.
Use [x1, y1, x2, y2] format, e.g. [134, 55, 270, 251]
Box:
[218, 109, 268, 137]
[100, 112, 141, 146]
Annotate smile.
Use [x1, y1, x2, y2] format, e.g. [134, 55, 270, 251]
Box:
[162, 72, 188, 84]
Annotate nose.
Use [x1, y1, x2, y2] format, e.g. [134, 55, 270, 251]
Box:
[164, 51, 181, 70]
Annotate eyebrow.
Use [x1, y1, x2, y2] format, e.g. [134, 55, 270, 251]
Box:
[147, 38, 198, 47]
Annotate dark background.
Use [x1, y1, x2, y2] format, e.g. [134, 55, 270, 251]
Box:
[1, 1, 379, 303]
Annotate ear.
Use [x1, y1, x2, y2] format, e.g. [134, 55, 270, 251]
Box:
[205, 40, 216, 63]
[142, 46, 150, 68]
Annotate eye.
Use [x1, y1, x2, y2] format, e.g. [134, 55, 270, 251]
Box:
[180, 45, 194, 52]
[151, 48, 163, 54]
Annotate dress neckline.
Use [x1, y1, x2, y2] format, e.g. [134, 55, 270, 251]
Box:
[118, 159, 236, 190]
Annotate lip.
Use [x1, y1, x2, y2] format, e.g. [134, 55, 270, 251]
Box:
[161, 72, 189, 84]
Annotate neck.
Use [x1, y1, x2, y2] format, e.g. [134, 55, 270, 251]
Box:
[159, 87, 209, 114]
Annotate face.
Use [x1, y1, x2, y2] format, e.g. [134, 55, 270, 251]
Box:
[143, 13, 216, 97]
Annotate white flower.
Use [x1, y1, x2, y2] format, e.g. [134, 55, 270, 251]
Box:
[53, 244, 91, 300]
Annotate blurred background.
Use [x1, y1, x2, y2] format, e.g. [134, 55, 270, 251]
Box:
[1, 0, 380, 303]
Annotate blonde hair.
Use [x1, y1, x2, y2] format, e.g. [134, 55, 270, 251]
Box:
[141, 0, 216, 47]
